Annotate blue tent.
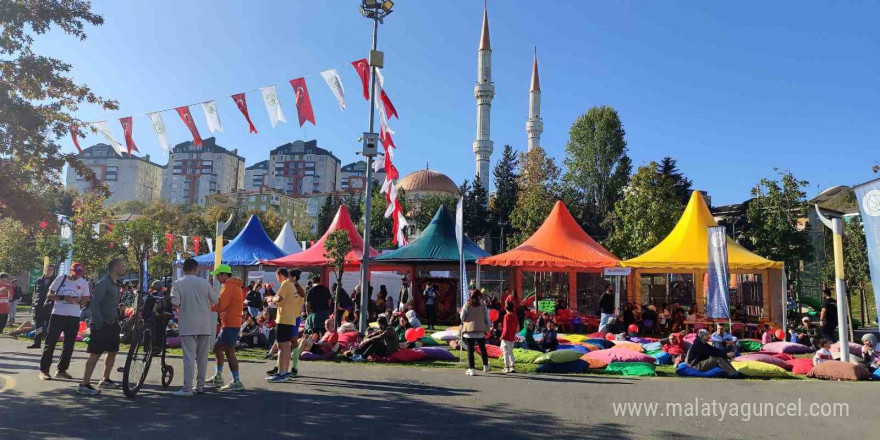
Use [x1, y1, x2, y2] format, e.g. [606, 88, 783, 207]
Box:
[182, 215, 288, 267]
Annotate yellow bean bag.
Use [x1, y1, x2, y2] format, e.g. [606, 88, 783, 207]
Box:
[561, 334, 588, 343]
[731, 360, 791, 378]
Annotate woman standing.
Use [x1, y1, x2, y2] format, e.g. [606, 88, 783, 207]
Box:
[459, 289, 492, 376]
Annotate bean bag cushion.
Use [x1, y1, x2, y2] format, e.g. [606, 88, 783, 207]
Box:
[562, 334, 588, 343]
[737, 339, 763, 352]
[581, 343, 601, 352]
[419, 336, 439, 347]
[431, 330, 459, 342]
[731, 360, 790, 378]
[584, 338, 614, 349]
[337, 332, 359, 349]
[761, 341, 813, 354]
[650, 351, 673, 365]
[536, 359, 589, 374]
[683, 333, 697, 343]
[734, 353, 792, 371]
[415, 347, 457, 361]
[378, 348, 428, 363]
[806, 360, 870, 381]
[556, 338, 571, 345]
[534, 349, 584, 364]
[300, 350, 335, 361]
[630, 337, 657, 344]
[606, 362, 656, 377]
[557, 344, 589, 354]
[580, 354, 609, 369]
[786, 358, 815, 375]
[586, 332, 605, 339]
[830, 342, 863, 357]
[584, 347, 656, 364]
[871, 369, 880, 381]
[513, 348, 543, 363]
[642, 341, 663, 352]
[770, 353, 794, 362]
[675, 363, 727, 378]
[166, 336, 182, 348]
[611, 341, 645, 353]
[474, 344, 503, 359]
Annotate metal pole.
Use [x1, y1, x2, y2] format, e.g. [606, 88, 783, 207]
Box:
[358, 15, 379, 335]
[815, 205, 850, 362]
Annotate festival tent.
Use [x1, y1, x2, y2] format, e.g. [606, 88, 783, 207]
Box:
[621, 191, 785, 326]
[183, 214, 287, 267]
[478, 201, 621, 314]
[274, 221, 303, 254]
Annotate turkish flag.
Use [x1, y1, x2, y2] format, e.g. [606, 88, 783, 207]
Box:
[192, 236, 200, 255]
[384, 148, 399, 180]
[119, 116, 139, 154]
[380, 90, 398, 119]
[380, 125, 396, 149]
[289, 77, 316, 127]
[165, 233, 174, 255]
[175, 106, 203, 147]
[352, 58, 370, 101]
[70, 124, 82, 152]
[231, 93, 258, 134]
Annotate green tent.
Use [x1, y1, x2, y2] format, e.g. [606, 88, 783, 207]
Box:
[374, 205, 489, 263]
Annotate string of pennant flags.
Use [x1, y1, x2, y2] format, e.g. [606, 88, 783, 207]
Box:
[70, 56, 409, 248]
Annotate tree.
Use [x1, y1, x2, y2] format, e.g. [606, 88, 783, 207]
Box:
[510, 147, 560, 246]
[461, 177, 490, 242]
[71, 193, 113, 276]
[659, 156, 693, 206]
[343, 193, 364, 226]
[316, 194, 340, 234]
[109, 200, 147, 215]
[408, 193, 457, 237]
[604, 162, 685, 259]
[35, 229, 71, 267]
[489, 144, 520, 250]
[323, 229, 351, 322]
[843, 218, 872, 326]
[562, 106, 632, 235]
[0, 218, 41, 276]
[246, 208, 284, 240]
[112, 217, 162, 288]
[1, 1, 117, 224]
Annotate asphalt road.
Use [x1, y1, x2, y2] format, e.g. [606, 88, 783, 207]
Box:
[0, 335, 876, 440]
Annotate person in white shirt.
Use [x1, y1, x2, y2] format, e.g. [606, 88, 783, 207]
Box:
[39, 262, 90, 381]
[813, 339, 834, 366]
[171, 258, 219, 396]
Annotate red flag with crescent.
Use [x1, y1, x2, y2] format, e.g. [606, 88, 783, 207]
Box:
[288, 77, 316, 127]
[380, 90, 398, 119]
[70, 123, 82, 152]
[175, 106, 203, 147]
[352, 58, 370, 101]
[384, 148, 399, 181]
[192, 236, 200, 255]
[165, 233, 174, 255]
[231, 93, 258, 134]
[119, 116, 139, 154]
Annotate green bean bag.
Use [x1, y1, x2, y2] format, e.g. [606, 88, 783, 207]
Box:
[534, 349, 585, 365]
[605, 362, 656, 377]
[737, 339, 763, 352]
[512, 348, 543, 363]
[419, 336, 439, 347]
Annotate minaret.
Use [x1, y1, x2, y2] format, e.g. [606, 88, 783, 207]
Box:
[473, 4, 494, 186]
[526, 48, 543, 152]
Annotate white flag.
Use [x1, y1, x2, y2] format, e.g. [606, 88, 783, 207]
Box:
[260, 86, 287, 128]
[93, 223, 101, 235]
[372, 156, 384, 173]
[201, 100, 224, 134]
[152, 236, 158, 253]
[455, 197, 464, 254]
[206, 238, 214, 253]
[383, 180, 398, 218]
[181, 235, 188, 254]
[320, 69, 346, 111]
[147, 112, 172, 153]
[396, 211, 409, 246]
[93, 121, 124, 156]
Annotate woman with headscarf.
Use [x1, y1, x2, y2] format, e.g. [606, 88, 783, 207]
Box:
[860, 333, 879, 372]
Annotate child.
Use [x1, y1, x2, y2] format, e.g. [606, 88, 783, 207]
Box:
[813, 339, 833, 366]
[761, 324, 776, 345]
[500, 301, 518, 373]
[536, 312, 550, 334]
[662, 333, 687, 367]
[539, 321, 559, 352]
[523, 320, 541, 351]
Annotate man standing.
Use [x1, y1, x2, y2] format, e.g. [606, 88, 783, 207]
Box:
[305, 274, 332, 335]
[266, 268, 304, 383]
[423, 282, 437, 330]
[171, 258, 218, 397]
[78, 258, 126, 395]
[397, 278, 410, 312]
[28, 264, 55, 349]
[39, 262, 90, 381]
[598, 285, 616, 334]
[205, 264, 245, 392]
[0, 274, 12, 331]
[820, 288, 838, 342]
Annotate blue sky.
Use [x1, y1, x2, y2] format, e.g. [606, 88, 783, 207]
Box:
[43, 1, 879, 205]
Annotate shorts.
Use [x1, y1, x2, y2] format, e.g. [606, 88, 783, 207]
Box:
[216, 327, 240, 347]
[87, 321, 121, 354]
[276, 317, 301, 343]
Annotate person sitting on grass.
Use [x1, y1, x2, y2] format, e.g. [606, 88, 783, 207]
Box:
[796, 317, 821, 350]
[238, 315, 264, 348]
[405, 309, 421, 329]
[394, 315, 414, 346]
[539, 321, 559, 352]
[685, 329, 738, 377]
[523, 320, 542, 351]
[813, 339, 833, 366]
[8, 320, 35, 336]
[350, 315, 398, 362]
[338, 312, 358, 333]
[761, 324, 777, 344]
[859, 334, 879, 372]
[710, 323, 738, 356]
[300, 318, 339, 356]
[663, 333, 688, 367]
[536, 312, 550, 334]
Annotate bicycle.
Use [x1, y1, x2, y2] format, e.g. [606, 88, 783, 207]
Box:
[120, 291, 174, 398]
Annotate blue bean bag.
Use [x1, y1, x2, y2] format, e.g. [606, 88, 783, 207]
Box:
[871, 369, 880, 381]
[675, 363, 727, 378]
[642, 341, 663, 352]
[536, 359, 588, 374]
[584, 339, 614, 349]
[415, 347, 457, 361]
[300, 350, 336, 361]
[557, 344, 589, 354]
[652, 351, 673, 365]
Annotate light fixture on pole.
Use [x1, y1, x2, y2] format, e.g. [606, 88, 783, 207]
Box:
[814, 203, 851, 362]
[357, 0, 393, 335]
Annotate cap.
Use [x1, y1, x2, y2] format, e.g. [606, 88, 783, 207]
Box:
[71, 262, 84, 273]
[209, 264, 233, 276]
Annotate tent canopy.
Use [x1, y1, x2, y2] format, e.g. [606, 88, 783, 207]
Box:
[264, 205, 378, 268]
[478, 201, 620, 270]
[374, 205, 489, 264]
[185, 214, 287, 267]
[274, 221, 303, 254]
[621, 191, 783, 270]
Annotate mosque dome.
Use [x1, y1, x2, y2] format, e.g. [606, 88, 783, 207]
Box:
[397, 168, 459, 196]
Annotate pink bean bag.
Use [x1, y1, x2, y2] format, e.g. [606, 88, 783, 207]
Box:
[584, 347, 656, 364]
[830, 342, 863, 357]
[786, 358, 815, 375]
[586, 332, 605, 339]
[761, 341, 813, 354]
[683, 333, 697, 343]
[166, 336, 182, 348]
[734, 353, 792, 371]
[375, 348, 428, 363]
[475, 344, 503, 359]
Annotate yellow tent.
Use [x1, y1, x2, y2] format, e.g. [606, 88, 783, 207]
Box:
[621, 191, 785, 326]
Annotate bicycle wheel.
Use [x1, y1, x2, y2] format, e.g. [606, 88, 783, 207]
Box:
[122, 328, 154, 398]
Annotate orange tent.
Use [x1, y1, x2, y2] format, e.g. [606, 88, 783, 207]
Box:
[478, 201, 620, 313]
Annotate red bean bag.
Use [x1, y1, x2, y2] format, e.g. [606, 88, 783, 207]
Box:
[683, 333, 697, 343]
[583, 347, 655, 364]
[375, 348, 428, 363]
[556, 338, 571, 345]
[734, 353, 792, 371]
[337, 332, 359, 350]
[475, 344, 503, 359]
[786, 358, 815, 375]
[586, 332, 605, 339]
[770, 353, 794, 362]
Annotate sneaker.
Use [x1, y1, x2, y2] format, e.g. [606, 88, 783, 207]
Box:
[465, 369, 476, 376]
[205, 375, 224, 388]
[39, 371, 52, 381]
[266, 366, 278, 375]
[289, 368, 298, 377]
[26, 343, 41, 349]
[219, 380, 244, 392]
[501, 368, 509, 374]
[98, 379, 120, 389]
[350, 355, 365, 363]
[263, 352, 275, 360]
[77, 384, 101, 396]
[483, 365, 491, 373]
[195, 386, 206, 394]
[55, 371, 73, 380]
[509, 368, 517, 374]
[173, 388, 194, 397]
[266, 372, 289, 383]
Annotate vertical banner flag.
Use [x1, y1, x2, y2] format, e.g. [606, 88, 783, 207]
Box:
[141, 253, 148, 293]
[119, 116, 138, 154]
[289, 77, 316, 126]
[320, 69, 346, 110]
[260, 86, 287, 128]
[352, 58, 370, 101]
[165, 233, 174, 255]
[201, 100, 224, 134]
[148, 112, 172, 153]
[206, 237, 214, 253]
[152, 236, 158, 254]
[455, 197, 469, 307]
[231, 93, 258, 133]
[193, 236, 201, 255]
[69, 124, 82, 152]
[93, 121, 124, 156]
[182, 235, 189, 254]
[175, 106, 203, 147]
[706, 226, 731, 319]
[175, 252, 183, 280]
[853, 177, 880, 324]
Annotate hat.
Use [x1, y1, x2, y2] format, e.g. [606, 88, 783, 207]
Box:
[71, 262, 84, 274]
[209, 264, 233, 276]
[802, 316, 810, 322]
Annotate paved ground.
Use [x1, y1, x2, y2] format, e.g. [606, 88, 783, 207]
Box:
[0, 335, 877, 440]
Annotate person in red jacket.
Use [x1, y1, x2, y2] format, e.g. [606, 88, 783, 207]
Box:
[500, 300, 519, 373]
[206, 265, 244, 391]
[662, 332, 687, 367]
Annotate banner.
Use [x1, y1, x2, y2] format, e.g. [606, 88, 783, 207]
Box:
[69, 124, 82, 152]
[320, 69, 346, 110]
[853, 177, 880, 325]
[706, 226, 731, 319]
[119, 116, 138, 154]
[289, 77, 316, 127]
[231, 93, 258, 134]
[175, 106, 203, 147]
[351, 58, 370, 101]
[455, 197, 468, 307]
[148, 112, 172, 153]
[260, 85, 287, 128]
[93, 121, 124, 156]
[201, 100, 224, 134]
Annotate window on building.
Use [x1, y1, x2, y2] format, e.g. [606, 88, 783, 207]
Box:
[105, 166, 118, 181]
[173, 160, 182, 175]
